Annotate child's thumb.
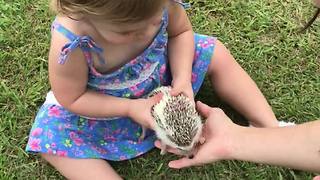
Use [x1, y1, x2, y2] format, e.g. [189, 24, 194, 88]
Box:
[196, 101, 211, 118]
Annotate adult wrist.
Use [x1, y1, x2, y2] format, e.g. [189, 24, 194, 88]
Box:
[226, 125, 249, 161]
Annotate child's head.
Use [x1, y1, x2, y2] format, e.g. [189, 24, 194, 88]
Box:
[51, 0, 167, 23]
[51, 0, 168, 44]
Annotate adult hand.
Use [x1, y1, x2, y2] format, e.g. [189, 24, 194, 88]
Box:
[155, 101, 239, 169]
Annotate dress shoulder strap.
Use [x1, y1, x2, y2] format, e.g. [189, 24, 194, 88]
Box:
[51, 20, 105, 65]
[171, 0, 191, 9]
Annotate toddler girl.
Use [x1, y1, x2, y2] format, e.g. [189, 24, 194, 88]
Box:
[26, 0, 278, 179]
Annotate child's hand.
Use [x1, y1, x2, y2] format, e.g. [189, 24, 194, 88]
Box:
[170, 80, 194, 101]
[128, 93, 163, 130]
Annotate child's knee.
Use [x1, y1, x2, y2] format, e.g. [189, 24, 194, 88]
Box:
[208, 40, 237, 76]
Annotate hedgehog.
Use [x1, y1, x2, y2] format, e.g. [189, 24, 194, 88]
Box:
[148, 86, 203, 157]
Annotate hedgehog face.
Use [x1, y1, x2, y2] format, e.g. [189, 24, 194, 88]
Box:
[150, 86, 203, 156]
[171, 123, 202, 156]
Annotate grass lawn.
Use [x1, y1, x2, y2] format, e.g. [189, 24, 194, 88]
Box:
[1, 0, 319, 179]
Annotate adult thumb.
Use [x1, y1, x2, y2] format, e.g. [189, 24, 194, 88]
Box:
[196, 101, 211, 118]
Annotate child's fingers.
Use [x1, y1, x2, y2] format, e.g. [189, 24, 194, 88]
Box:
[150, 92, 163, 103]
[154, 141, 181, 155]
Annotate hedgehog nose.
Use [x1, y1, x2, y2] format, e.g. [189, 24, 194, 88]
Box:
[188, 154, 194, 159]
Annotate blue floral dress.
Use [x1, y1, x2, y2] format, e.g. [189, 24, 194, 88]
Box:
[26, 7, 216, 161]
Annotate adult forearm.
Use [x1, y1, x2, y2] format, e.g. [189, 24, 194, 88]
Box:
[168, 30, 194, 82]
[231, 120, 320, 172]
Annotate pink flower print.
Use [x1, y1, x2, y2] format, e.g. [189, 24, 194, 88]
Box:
[145, 63, 151, 70]
[194, 51, 200, 60]
[201, 40, 212, 49]
[64, 123, 72, 129]
[48, 106, 61, 117]
[98, 84, 107, 90]
[69, 132, 77, 139]
[119, 156, 127, 160]
[69, 132, 84, 146]
[134, 89, 145, 97]
[83, 51, 91, 59]
[104, 135, 117, 142]
[31, 128, 43, 137]
[51, 143, 57, 149]
[97, 148, 107, 154]
[75, 149, 84, 156]
[129, 85, 138, 92]
[91, 145, 107, 154]
[207, 38, 216, 45]
[130, 58, 138, 64]
[46, 130, 53, 139]
[47, 148, 53, 154]
[29, 138, 41, 151]
[130, 86, 144, 97]
[128, 140, 137, 145]
[88, 120, 97, 129]
[191, 73, 197, 83]
[73, 138, 84, 146]
[57, 150, 68, 157]
[113, 129, 121, 135]
[159, 64, 166, 74]
[58, 124, 64, 131]
[114, 79, 121, 84]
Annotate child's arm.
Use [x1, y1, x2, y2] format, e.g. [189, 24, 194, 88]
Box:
[48, 31, 159, 128]
[167, 2, 194, 99]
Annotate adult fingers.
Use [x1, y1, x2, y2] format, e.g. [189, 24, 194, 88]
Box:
[196, 101, 211, 118]
[154, 140, 182, 155]
[168, 157, 199, 169]
[150, 92, 163, 103]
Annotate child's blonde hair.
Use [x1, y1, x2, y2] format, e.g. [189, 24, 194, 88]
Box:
[50, 0, 168, 23]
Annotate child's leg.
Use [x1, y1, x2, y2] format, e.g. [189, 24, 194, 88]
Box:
[207, 40, 278, 127]
[41, 154, 122, 180]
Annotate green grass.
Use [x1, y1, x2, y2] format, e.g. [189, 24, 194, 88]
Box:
[0, 0, 319, 179]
